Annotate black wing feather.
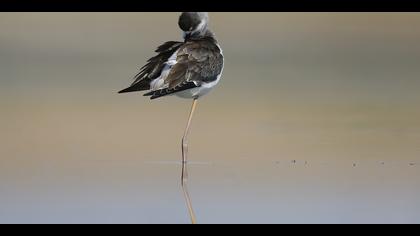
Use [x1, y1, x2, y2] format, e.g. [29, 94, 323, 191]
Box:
[143, 81, 198, 100]
[118, 41, 183, 94]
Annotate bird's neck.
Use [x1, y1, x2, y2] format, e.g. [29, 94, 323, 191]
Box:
[183, 28, 216, 41]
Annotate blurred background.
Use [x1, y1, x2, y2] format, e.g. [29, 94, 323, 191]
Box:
[1, 13, 420, 223]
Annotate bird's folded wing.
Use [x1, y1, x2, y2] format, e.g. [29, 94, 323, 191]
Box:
[143, 81, 198, 99]
[165, 40, 224, 89]
[118, 41, 183, 93]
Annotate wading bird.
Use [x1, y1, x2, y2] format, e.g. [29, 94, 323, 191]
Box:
[119, 12, 224, 224]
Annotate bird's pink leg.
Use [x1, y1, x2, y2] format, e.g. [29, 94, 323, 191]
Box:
[181, 98, 198, 224]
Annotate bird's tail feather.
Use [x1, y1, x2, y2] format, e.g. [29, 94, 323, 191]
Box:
[118, 82, 150, 94]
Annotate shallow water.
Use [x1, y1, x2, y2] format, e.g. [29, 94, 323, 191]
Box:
[0, 13, 420, 223]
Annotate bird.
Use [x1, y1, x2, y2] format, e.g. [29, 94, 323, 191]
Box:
[118, 12, 224, 224]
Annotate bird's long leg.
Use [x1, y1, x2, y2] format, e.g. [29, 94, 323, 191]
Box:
[181, 98, 198, 224]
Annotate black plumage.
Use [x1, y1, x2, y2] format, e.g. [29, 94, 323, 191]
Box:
[118, 41, 183, 94]
[144, 81, 198, 100]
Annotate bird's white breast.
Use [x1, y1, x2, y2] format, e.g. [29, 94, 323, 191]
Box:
[174, 75, 222, 99]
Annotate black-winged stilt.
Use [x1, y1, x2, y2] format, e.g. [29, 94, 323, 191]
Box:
[119, 12, 224, 224]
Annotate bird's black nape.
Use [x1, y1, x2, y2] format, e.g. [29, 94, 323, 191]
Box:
[178, 12, 201, 31]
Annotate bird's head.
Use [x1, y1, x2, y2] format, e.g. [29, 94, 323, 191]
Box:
[178, 12, 209, 39]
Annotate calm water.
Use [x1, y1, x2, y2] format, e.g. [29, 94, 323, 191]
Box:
[0, 13, 420, 223]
